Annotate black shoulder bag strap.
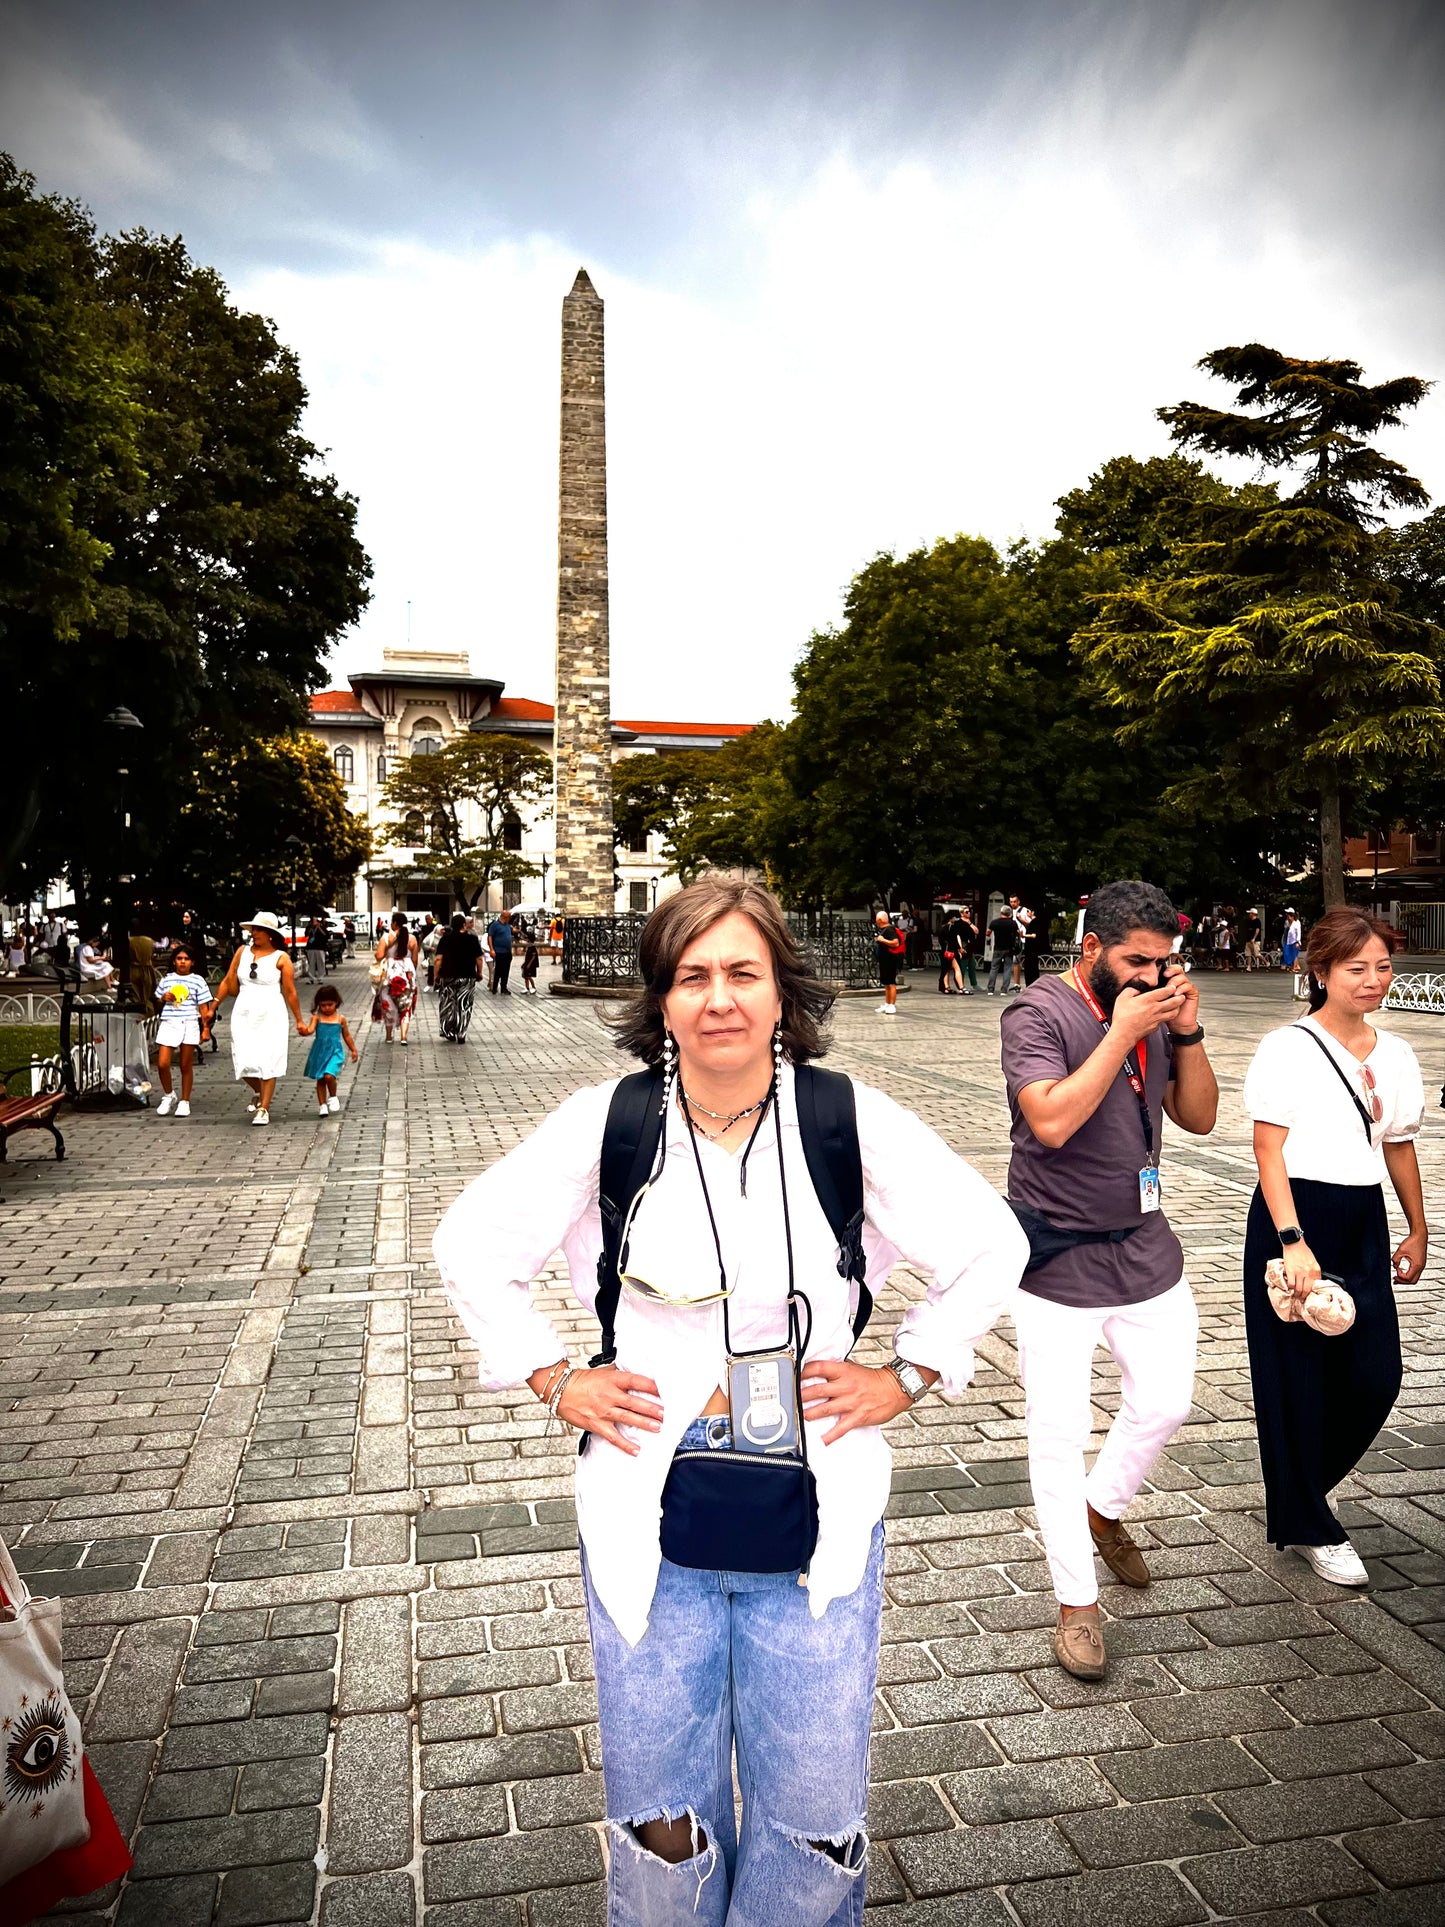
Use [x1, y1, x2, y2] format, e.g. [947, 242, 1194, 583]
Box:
[793, 1062, 873, 1342]
[1294, 1023, 1375, 1139]
[594, 1068, 666, 1366]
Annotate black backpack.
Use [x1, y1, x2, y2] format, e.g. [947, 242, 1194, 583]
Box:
[592, 1063, 872, 1367]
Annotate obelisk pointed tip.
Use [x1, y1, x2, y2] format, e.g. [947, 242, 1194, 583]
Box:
[567, 267, 599, 300]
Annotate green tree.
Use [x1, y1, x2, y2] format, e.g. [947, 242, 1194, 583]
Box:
[169, 733, 371, 925]
[0, 157, 140, 886]
[0, 159, 372, 906]
[613, 728, 795, 886]
[381, 736, 552, 912]
[1077, 346, 1442, 905]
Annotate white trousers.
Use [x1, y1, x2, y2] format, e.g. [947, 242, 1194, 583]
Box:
[1013, 1278, 1198, 1606]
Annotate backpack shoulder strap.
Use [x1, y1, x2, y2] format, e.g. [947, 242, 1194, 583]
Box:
[793, 1062, 873, 1342]
[594, 1068, 666, 1366]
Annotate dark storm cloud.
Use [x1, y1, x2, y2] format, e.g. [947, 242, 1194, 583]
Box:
[3, 0, 1441, 289]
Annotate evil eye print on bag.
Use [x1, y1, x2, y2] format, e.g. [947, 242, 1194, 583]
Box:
[3, 1692, 75, 1805]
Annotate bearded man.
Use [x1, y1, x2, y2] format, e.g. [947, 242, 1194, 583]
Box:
[1000, 880, 1219, 1680]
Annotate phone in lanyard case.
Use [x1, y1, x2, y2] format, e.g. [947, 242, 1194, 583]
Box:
[729, 1350, 801, 1455]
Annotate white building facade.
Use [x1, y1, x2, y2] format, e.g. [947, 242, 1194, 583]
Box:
[308, 646, 752, 921]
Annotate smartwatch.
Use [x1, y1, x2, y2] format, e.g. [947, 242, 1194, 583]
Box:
[1278, 1225, 1304, 1247]
[1170, 1025, 1206, 1047]
[886, 1359, 930, 1405]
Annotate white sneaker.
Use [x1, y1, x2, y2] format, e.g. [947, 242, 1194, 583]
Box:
[318, 1106, 330, 1118]
[328, 1096, 340, 1113]
[246, 1099, 257, 1112]
[156, 1092, 177, 1117]
[400, 1034, 409, 1046]
[251, 1108, 270, 1128]
[175, 1100, 190, 1118]
[876, 1002, 892, 1013]
[1292, 1540, 1368, 1586]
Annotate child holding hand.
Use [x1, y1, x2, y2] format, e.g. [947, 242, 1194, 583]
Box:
[154, 944, 215, 1117]
[300, 984, 358, 1116]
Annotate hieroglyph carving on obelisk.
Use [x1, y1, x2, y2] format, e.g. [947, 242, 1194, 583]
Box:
[553, 268, 615, 915]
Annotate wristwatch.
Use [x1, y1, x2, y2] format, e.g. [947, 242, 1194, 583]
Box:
[1170, 1025, 1206, 1046]
[1278, 1224, 1304, 1246]
[886, 1358, 930, 1404]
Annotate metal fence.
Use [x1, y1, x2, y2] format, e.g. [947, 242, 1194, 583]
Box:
[1383, 972, 1445, 1013]
[1397, 904, 1445, 953]
[560, 911, 883, 991]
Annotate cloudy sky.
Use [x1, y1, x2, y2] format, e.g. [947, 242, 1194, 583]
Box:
[4, 0, 1442, 721]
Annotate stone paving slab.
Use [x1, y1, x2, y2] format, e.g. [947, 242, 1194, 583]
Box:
[1, 958, 1442, 1921]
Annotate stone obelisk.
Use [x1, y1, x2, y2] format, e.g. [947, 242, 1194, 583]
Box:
[553, 268, 614, 915]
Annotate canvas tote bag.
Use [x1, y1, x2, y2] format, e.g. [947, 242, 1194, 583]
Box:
[0, 1535, 90, 1884]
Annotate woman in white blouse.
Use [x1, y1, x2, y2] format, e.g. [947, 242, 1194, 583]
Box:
[433, 879, 1026, 1927]
[1242, 906, 1425, 1587]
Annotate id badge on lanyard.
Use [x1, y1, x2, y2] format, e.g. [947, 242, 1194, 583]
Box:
[1072, 969, 1161, 1212]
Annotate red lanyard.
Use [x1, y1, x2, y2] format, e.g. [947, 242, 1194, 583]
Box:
[1070, 968, 1154, 1163]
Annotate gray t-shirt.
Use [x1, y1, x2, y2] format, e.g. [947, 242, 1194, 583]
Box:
[1000, 974, 1183, 1307]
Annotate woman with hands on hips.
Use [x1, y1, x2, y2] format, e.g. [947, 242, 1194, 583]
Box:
[432, 878, 1026, 1927]
[1242, 906, 1425, 1587]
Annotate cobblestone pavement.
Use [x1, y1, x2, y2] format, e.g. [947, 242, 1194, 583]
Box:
[2, 959, 1443, 1926]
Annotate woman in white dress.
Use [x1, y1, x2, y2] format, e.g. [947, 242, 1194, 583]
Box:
[373, 912, 419, 1044]
[212, 912, 304, 1127]
[1242, 905, 1426, 1586]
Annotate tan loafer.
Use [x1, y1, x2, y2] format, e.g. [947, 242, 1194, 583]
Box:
[1054, 1608, 1107, 1680]
[1090, 1512, 1150, 1588]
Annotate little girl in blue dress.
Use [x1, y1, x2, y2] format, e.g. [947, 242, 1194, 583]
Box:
[300, 985, 358, 1116]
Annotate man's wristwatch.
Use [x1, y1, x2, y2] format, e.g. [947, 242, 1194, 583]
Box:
[1278, 1224, 1304, 1246]
[886, 1359, 930, 1404]
[1170, 1025, 1206, 1046]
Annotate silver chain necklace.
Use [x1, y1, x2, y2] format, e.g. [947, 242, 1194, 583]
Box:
[678, 1086, 769, 1141]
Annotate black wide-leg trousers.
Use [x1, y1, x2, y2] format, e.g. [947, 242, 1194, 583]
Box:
[1243, 1178, 1401, 1549]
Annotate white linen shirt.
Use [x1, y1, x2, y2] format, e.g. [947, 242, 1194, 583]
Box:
[1243, 1017, 1424, 1186]
[433, 1063, 1028, 1646]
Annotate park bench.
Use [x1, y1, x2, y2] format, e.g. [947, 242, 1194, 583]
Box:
[0, 1060, 66, 1163]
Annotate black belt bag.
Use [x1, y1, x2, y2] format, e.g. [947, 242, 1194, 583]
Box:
[660, 1448, 818, 1573]
[1010, 1201, 1141, 1274]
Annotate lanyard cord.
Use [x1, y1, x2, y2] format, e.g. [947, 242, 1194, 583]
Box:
[1070, 967, 1155, 1164]
[678, 1072, 812, 1410]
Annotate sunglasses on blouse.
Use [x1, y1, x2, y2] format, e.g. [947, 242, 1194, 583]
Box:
[615, 1179, 733, 1307]
[1358, 1062, 1383, 1122]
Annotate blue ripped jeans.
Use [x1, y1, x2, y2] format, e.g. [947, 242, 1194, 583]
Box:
[582, 1418, 884, 1926]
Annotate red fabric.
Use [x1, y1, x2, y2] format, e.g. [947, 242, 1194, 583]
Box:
[0, 1757, 132, 1922]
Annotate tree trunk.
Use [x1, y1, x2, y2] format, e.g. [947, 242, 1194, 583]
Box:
[1319, 784, 1346, 908]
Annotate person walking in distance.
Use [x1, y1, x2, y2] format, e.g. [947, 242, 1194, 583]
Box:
[1010, 895, 1038, 988]
[1000, 880, 1219, 1679]
[300, 984, 359, 1116]
[1282, 908, 1303, 973]
[1242, 906, 1425, 1586]
[487, 908, 515, 995]
[435, 913, 484, 1042]
[520, 929, 541, 995]
[938, 912, 967, 996]
[212, 911, 304, 1126]
[373, 912, 419, 1044]
[874, 908, 905, 1015]
[1241, 908, 1263, 972]
[153, 943, 215, 1118]
[986, 904, 1016, 994]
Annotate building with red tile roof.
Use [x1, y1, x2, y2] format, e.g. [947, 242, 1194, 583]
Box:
[307, 648, 754, 919]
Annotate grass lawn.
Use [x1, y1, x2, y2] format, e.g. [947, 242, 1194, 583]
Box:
[0, 1024, 62, 1069]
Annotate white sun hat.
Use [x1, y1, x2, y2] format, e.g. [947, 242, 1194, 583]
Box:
[240, 911, 285, 936]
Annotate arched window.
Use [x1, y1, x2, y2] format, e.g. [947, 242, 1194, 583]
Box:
[376, 753, 387, 783]
[333, 745, 354, 784]
[411, 718, 444, 758]
[404, 811, 425, 843]
[502, 815, 523, 852]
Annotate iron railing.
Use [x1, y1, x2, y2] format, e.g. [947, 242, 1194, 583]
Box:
[1396, 905, 1445, 953]
[560, 911, 883, 991]
[1383, 972, 1445, 1013]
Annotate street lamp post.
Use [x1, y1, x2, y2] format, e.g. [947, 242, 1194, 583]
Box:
[103, 706, 144, 1004]
[285, 836, 304, 962]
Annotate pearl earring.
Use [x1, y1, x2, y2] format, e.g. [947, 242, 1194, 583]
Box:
[772, 1022, 784, 1067]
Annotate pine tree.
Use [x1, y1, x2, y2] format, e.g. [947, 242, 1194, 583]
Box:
[1077, 345, 1441, 905]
